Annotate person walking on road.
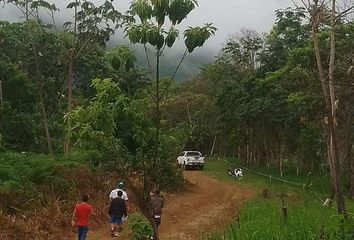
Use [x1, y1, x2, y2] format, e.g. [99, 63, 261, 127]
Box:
[109, 181, 129, 231]
[109, 181, 128, 201]
[150, 189, 164, 237]
[108, 190, 128, 237]
[71, 194, 93, 240]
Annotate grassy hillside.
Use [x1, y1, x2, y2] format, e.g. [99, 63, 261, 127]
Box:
[203, 158, 354, 240]
[0, 151, 118, 239]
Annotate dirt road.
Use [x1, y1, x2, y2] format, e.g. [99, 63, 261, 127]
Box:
[68, 171, 255, 240]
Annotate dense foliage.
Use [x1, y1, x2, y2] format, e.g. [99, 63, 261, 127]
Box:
[1, 0, 354, 238]
[0, 0, 214, 238]
[1, 3, 353, 196]
[164, 7, 354, 198]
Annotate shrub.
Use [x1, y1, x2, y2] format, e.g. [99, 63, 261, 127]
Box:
[131, 218, 154, 240]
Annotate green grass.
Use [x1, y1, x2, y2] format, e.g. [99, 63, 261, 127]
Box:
[224, 199, 351, 240]
[204, 157, 331, 194]
[0, 151, 80, 190]
[203, 158, 354, 240]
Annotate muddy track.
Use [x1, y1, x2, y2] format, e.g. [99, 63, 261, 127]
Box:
[67, 171, 255, 240]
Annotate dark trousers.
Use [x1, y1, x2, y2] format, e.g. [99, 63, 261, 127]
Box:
[77, 226, 88, 240]
[154, 217, 161, 228]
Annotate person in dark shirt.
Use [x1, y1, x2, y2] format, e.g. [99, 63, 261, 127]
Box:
[108, 190, 127, 237]
[150, 189, 164, 235]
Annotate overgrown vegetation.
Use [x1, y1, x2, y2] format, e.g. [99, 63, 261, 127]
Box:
[0, 151, 118, 240]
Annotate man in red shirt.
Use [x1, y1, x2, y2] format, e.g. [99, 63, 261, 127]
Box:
[71, 194, 93, 240]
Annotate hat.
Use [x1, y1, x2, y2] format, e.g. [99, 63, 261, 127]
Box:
[117, 181, 124, 189]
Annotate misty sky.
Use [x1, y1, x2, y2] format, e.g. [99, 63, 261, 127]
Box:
[0, 0, 295, 79]
[0, 0, 294, 50]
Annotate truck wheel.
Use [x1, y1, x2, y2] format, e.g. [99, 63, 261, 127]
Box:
[199, 165, 204, 170]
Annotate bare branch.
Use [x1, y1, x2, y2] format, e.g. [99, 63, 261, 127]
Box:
[336, 6, 354, 20]
[159, 48, 189, 101]
[142, 82, 158, 105]
[144, 44, 154, 78]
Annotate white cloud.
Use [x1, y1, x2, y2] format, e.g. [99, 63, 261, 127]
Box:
[1, 0, 293, 50]
[0, 0, 294, 78]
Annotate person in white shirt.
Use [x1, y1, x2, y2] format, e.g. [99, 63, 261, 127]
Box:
[110, 181, 128, 200]
[109, 181, 129, 231]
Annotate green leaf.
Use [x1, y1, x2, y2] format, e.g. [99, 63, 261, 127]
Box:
[156, 33, 165, 49]
[111, 55, 121, 70]
[184, 23, 216, 52]
[125, 58, 134, 71]
[165, 27, 179, 47]
[130, 0, 153, 22]
[168, 0, 198, 25]
[152, 0, 169, 26]
[63, 22, 72, 28]
[67, 1, 80, 9]
[36, 0, 54, 10]
[81, 1, 95, 10]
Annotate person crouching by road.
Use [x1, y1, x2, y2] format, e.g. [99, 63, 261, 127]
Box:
[71, 194, 93, 240]
[150, 189, 164, 235]
[109, 190, 128, 237]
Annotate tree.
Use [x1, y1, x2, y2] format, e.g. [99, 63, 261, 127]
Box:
[0, 0, 125, 155]
[62, 0, 122, 154]
[298, 0, 352, 215]
[259, 7, 309, 74]
[105, 45, 145, 97]
[198, 8, 327, 174]
[0, 0, 62, 155]
[124, 0, 216, 238]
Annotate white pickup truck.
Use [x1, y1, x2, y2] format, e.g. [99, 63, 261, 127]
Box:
[177, 151, 205, 170]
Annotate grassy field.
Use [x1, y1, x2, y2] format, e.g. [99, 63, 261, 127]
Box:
[204, 157, 331, 193]
[0, 151, 80, 190]
[203, 158, 354, 240]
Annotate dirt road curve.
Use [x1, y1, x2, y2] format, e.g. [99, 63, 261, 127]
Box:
[69, 171, 255, 240]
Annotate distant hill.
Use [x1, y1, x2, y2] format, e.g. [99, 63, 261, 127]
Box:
[132, 45, 216, 81]
[108, 40, 216, 81]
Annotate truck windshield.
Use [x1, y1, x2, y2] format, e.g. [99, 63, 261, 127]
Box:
[186, 152, 201, 157]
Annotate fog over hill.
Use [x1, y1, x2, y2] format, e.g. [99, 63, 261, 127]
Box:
[0, 0, 293, 80]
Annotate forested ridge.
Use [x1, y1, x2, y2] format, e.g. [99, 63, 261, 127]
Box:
[1, 0, 354, 239]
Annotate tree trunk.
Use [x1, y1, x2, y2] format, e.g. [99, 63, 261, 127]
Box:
[65, 0, 78, 155]
[278, 132, 284, 177]
[246, 128, 250, 167]
[328, 0, 345, 214]
[0, 80, 3, 107]
[311, 0, 346, 214]
[237, 144, 241, 161]
[210, 136, 216, 157]
[250, 127, 254, 165]
[152, 48, 161, 240]
[279, 145, 283, 177]
[262, 122, 268, 165]
[349, 155, 354, 198]
[39, 93, 53, 155]
[154, 49, 161, 164]
[186, 95, 192, 128]
[31, 38, 53, 156]
[65, 59, 74, 155]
